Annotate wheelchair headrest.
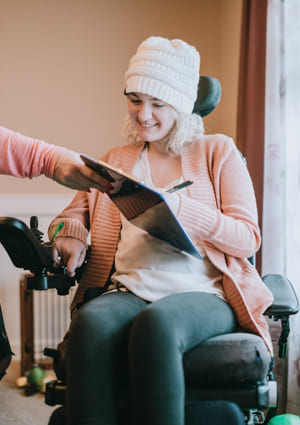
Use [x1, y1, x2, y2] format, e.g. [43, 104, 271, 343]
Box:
[192, 76, 221, 117]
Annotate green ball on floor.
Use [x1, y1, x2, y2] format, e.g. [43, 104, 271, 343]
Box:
[268, 415, 300, 425]
[26, 365, 46, 392]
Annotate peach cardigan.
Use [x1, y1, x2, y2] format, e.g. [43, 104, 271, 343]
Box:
[49, 134, 273, 353]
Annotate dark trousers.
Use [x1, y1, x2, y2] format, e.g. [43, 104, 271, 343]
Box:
[66, 291, 237, 425]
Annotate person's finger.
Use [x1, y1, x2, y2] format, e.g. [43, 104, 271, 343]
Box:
[76, 169, 113, 192]
[52, 245, 62, 265]
[60, 174, 110, 192]
[66, 251, 82, 277]
[77, 249, 87, 268]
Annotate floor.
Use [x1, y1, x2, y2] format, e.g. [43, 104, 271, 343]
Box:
[0, 360, 57, 425]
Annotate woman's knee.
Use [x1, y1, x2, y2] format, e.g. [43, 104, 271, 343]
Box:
[69, 300, 108, 344]
[129, 304, 178, 354]
[68, 292, 146, 352]
[66, 303, 111, 368]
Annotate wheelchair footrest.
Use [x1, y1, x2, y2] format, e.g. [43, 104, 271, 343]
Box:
[45, 380, 66, 406]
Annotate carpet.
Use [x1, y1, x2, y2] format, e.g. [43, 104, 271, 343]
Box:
[0, 361, 56, 425]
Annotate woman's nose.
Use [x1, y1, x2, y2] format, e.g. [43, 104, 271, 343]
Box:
[138, 103, 152, 122]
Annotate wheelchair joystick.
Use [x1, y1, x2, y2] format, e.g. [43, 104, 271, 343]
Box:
[27, 216, 86, 295]
[30, 216, 44, 242]
[0, 216, 78, 295]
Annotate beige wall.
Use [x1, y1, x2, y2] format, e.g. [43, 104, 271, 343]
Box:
[0, 0, 242, 195]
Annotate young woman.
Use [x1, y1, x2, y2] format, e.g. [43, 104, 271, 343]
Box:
[49, 36, 273, 425]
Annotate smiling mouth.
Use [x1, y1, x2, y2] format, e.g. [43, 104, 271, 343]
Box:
[139, 122, 157, 128]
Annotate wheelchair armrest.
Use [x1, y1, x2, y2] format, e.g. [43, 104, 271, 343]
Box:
[263, 274, 299, 319]
[0, 216, 53, 270]
[262, 274, 299, 359]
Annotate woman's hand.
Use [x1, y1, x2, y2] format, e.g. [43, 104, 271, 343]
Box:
[52, 236, 87, 277]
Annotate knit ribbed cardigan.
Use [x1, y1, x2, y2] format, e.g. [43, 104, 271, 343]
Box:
[49, 134, 273, 354]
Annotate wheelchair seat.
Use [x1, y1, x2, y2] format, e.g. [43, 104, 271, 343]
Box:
[184, 332, 271, 393]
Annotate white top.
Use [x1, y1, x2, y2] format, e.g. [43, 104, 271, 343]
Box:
[110, 147, 225, 302]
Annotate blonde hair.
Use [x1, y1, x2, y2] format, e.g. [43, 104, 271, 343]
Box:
[121, 109, 205, 155]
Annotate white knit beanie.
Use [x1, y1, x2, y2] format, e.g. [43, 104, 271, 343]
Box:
[124, 36, 200, 115]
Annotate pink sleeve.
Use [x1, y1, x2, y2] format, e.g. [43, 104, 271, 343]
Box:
[0, 126, 62, 178]
[177, 146, 261, 258]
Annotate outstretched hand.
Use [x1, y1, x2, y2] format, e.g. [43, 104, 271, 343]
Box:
[52, 236, 87, 277]
[53, 148, 111, 192]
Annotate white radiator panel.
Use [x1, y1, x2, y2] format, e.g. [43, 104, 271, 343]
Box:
[33, 287, 75, 361]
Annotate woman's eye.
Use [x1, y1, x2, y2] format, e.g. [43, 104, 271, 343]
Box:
[153, 103, 165, 108]
[130, 99, 141, 104]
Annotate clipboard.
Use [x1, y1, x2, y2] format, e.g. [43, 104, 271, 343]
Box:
[80, 153, 201, 259]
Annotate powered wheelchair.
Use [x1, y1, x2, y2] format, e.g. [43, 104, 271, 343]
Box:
[0, 76, 299, 425]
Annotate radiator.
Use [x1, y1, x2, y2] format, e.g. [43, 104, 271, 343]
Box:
[33, 287, 75, 363]
[20, 273, 76, 373]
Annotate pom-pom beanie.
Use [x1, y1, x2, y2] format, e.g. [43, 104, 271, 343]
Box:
[124, 36, 200, 114]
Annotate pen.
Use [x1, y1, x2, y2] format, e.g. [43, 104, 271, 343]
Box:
[167, 180, 193, 193]
[53, 222, 65, 241]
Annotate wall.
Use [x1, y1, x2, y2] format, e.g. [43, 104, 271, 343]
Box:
[0, 0, 243, 360]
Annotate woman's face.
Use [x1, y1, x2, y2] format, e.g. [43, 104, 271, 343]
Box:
[127, 92, 176, 143]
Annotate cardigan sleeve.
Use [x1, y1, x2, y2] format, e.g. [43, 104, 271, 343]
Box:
[48, 190, 91, 246]
[176, 144, 261, 258]
[0, 126, 61, 178]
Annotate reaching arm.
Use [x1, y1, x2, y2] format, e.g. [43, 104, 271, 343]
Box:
[0, 126, 61, 178]
[0, 126, 110, 191]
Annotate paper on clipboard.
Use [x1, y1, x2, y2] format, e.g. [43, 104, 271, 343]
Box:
[80, 153, 201, 259]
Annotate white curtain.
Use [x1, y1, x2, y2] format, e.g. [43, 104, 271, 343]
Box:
[263, 0, 300, 415]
